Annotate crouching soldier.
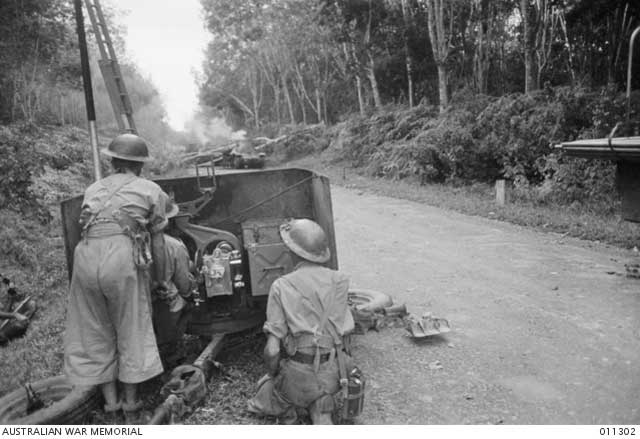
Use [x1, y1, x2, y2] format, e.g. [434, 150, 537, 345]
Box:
[153, 200, 195, 364]
[247, 218, 357, 424]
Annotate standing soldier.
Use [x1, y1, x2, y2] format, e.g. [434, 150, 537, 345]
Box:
[247, 218, 356, 424]
[64, 133, 169, 420]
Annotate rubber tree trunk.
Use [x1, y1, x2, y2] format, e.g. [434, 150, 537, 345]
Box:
[521, 0, 537, 94]
[300, 94, 307, 125]
[366, 54, 382, 109]
[323, 93, 328, 123]
[315, 88, 323, 123]
[425, 0, 450, 113]
[404, 47, 414, 107]
[252, 97, 260, 128]
[400, 0, 414, 107]
[355, 76, 365, 116]
[274, 87, 281, 126]
[436, 63, 448, 112]
[281, 73, 295, 124]
[473, 0, 490, 95]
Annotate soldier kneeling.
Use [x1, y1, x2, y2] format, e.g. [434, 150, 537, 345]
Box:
[247, 219, 359, 424]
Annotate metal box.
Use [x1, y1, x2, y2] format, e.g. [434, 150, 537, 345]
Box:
[242, 219, 293, 296]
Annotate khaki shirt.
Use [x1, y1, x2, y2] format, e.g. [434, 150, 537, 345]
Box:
[263, 262, 354, 340]
[163, 235, 191, 297]
[80, 173, 169, 233]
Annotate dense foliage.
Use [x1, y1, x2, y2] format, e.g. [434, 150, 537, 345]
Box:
[304, 86, 640, 208]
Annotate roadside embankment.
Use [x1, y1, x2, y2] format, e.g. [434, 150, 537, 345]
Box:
[267, 87, 640, 249]
[0, 124, 94, 395]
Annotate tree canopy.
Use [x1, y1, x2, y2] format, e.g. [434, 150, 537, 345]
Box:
[198, 0, 640, 128]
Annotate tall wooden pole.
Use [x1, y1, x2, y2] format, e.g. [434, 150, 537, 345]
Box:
[73, 0, 102, 181]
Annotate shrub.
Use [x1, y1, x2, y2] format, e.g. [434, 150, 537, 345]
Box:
[0, 126, 42, 214]
[274, 85, 637, 211]
[0, 210, 40, 269]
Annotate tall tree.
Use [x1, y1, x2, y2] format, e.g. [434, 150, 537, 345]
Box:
[424, 0, 451, 111]
[398, 0, 415, 106]
[519, 0, 537, 93]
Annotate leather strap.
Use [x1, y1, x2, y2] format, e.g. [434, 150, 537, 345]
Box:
[82, 175, 136, 236]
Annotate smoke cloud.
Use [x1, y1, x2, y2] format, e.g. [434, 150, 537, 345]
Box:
[186, 116, 233, 146]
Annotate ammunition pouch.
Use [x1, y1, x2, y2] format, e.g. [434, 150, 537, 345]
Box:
[113, 210, 153, 270]
[286, 331, 364, 420]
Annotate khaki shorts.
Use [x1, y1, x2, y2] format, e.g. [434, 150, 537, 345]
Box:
[248, 355, 353, 416]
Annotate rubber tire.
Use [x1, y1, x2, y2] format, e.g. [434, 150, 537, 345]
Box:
[348, 288, 393, 312]
[0, 375, 100, 425]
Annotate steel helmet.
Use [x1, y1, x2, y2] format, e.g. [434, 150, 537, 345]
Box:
[101, 133, 151, 162]
[279, 218, 330, 263]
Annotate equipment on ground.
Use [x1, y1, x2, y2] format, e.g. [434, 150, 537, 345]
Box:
[0, 275, 37, 344]
[405, 313, 451, 339]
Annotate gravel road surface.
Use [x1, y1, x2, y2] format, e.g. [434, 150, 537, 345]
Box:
[332, 186, 640, 424]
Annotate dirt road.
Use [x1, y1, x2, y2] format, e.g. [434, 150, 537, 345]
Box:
[331, 186, 640, 425]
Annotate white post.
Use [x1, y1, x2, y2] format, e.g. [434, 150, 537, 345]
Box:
[496, 179, 507, 206]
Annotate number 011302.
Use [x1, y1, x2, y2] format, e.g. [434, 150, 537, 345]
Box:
[600, 428, 636, 436]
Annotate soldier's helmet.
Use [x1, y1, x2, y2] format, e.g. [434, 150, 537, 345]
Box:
[101, 133, 151, 162]
[279, 218, 330, 263]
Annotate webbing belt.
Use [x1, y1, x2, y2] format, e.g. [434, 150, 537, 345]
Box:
[291, 351, 332, 365]
[84, 222, 125, 238]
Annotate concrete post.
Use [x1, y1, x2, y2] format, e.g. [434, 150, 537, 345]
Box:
[496, 179, 508, 206]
